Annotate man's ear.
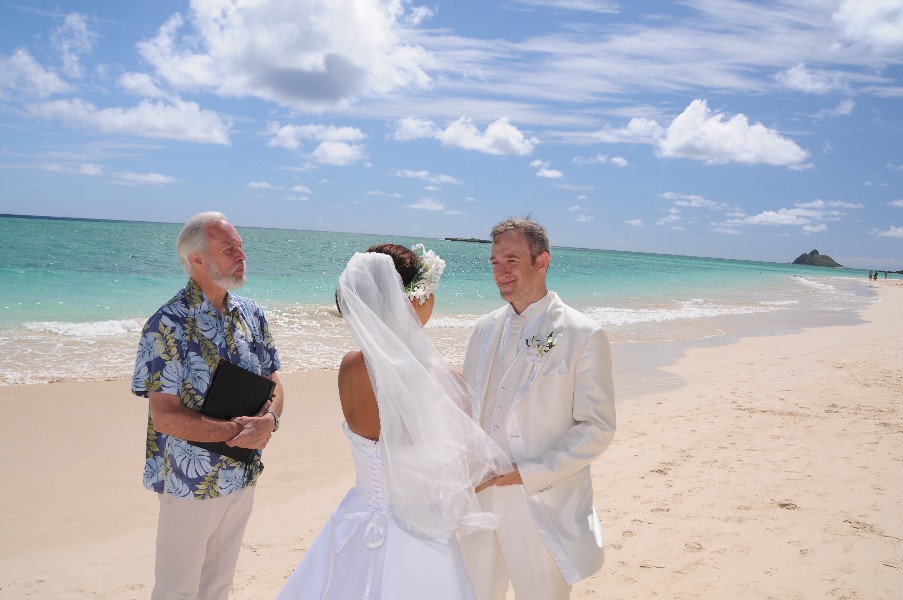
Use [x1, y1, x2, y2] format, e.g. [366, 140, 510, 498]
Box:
[536, 252, 550, 272]
[190, 252, 204, 269]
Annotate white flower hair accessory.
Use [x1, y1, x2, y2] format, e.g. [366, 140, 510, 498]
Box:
[405, 243, 446, 305]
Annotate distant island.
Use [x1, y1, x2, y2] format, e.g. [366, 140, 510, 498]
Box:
[445, 237, 490, 243]
[792, 249, 842, 268]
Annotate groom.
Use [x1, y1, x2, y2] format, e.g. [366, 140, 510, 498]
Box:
[462, 217, 616, 599]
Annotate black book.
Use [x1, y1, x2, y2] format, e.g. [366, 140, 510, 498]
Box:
[188, 359, 275, 463]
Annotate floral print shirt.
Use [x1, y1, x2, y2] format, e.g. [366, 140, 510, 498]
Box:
[131, 279, 281, 499]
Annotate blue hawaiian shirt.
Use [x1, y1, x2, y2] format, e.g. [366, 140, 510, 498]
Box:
[131, 279, 281, 499]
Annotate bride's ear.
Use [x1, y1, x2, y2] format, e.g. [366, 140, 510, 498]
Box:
[411, 294, 435, 326]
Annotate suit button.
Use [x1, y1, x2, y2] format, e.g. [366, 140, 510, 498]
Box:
[491, 425, 499, 431]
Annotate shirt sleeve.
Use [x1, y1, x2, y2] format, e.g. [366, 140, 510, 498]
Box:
[131, 309, 184, 398]
[252, 303, 281, 376]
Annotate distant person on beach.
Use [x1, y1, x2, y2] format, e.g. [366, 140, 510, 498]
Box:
[131, 212, 283, 600]
[460, 216, 617, 599]
[277, 244, 510, 599]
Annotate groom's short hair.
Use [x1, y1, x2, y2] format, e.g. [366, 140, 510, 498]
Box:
[490, 216, 550, 263]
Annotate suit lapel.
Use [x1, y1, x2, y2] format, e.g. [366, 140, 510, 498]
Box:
[472, 311, 508, 417]
[507, 296, 564, 417]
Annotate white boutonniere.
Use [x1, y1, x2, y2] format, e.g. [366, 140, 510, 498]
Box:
[524, 331, 558, 381]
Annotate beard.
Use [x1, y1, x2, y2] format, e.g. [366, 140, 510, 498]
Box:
[208, 258, 246, 291]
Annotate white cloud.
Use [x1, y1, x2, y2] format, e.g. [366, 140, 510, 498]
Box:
[112, 172, 177, 186]
[393, 117, 441, 141]
[311, 141, 365, 165]
[292, 184, 312, 194]
[657, 100, 809, 166]
[713, 227, 741, 235]
[267, 123, 365, 150]
[572, 153, 628, 167]
[0, 49, 71, 99]
[513, 0, 619, 13]
[28, 98, 231, 144]
[531, 158, 562, 178]
[404, 5, 436, 26]
[740, 209, 816, 226]
[575, 214, 594, 222]
[874, 225, 903, 238]
[833, 0, 903, 54]
[816, 98, 855, 118]
[661, 192, 723, 209]
[437, 117, 537, 156]
[52, 12, 96, 78]
[887, 163, 903, 171]
[656, 215, 682, 226]
[394, 116, 537, 156]
[889, 199, 903, 207]
[626, 218, 642, 226]
[247, 181, 281, 190]
[137, 1, 432, 110]
[119, 72, 168, 99]
[796, 199, 863, 209]
[285, 195, 309, 202]
[79, 164, 103, 176]
[568, 205, 590, 211]
[407, 198, 446, 211]
[367, 190, 403, 198]
[776, 63, 846, 94]
[266, 123, 366, 165]
[725, 198, 862, 231]
[10, 162, 104, 176]
[392, 169, 463, 185]
[591, 118, 663, 144]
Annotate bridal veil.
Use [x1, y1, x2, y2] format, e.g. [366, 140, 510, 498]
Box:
[336, 251, 511, 542]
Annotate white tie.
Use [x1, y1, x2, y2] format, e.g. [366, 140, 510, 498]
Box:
[503, 315, 526, 370]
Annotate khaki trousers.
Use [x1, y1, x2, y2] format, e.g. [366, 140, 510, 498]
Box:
[152, 486, 255, 600]
[462, 485, 572, 600]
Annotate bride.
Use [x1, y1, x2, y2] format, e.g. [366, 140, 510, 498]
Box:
[277, 244, 511, 600]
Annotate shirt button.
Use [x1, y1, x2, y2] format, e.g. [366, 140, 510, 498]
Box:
[495, 405, 502, 412]
[492, 425, 499, 431]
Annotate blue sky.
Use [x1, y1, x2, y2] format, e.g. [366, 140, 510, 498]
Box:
[1, 0, 901, 269]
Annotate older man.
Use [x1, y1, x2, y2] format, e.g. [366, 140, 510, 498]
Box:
[462, 217, 616, 600]
[132, 212, 283, 600]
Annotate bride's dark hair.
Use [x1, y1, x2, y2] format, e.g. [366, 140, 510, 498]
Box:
[366, 243, 422, 287]
[335, 243, 422, 315]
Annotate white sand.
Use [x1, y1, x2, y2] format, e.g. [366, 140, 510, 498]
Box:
[0, 281, 900, 599]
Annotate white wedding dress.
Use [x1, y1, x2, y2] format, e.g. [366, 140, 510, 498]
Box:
[276, 422, 477, 600]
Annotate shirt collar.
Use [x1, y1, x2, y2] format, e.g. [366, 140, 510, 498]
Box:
[505, 290, 555, 321]
[184, 279, 235, 314]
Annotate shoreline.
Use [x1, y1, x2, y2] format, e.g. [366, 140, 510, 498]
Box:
[0, 282, 900, 598]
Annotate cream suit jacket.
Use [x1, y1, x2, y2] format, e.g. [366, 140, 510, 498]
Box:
[463, 293, 616, 585]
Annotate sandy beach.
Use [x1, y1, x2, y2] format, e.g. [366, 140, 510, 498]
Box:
[0, 281, 900, 599]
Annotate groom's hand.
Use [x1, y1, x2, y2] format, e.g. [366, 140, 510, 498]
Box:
[475, 465, 523, 493]
[493, 465, 523, 486]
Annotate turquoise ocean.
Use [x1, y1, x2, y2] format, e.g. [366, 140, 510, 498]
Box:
[0, 215, 878, 396]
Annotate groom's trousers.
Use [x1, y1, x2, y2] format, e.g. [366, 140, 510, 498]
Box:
[463, 484, 572, 600]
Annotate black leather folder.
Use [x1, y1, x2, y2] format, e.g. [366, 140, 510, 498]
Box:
[188, 359, 275, 463]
